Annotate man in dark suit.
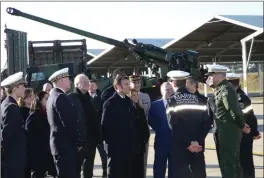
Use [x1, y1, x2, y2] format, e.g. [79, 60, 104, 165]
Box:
[1, 71, 27, 178]
[148, 82, 174, 178]
[89, 80, 107, 177]
[101, 68, 127, 106]
[46, 68, 84, 178]
[68, 74, 100, 178]
[102, 75, 141, 178]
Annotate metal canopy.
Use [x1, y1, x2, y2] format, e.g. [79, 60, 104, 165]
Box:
[86, 39, 173, 72]
[87, 15, 263, 74]
[163, 15, 264, 63]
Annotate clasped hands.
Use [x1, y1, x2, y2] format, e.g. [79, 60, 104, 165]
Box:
[187, 141, 202, 153]
[242, 124, 251, 134]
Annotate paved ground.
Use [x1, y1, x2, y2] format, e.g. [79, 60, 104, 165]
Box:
[92, 97, 263, 178]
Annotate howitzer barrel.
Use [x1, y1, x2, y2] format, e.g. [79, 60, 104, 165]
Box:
[6, 7, 128, 48]
[6, 7, 169, 66]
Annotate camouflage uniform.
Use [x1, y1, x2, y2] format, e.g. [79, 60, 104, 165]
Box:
[214, 79, 245, 178]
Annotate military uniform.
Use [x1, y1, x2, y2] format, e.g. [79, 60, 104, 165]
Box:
[166, 70, 211, 178]
[227, 73, 260, 178]
[208, 65, 245, 178]
[46, 68, 83, 178]
[1, 72, 27, 178]
[129, 74, 151, 178]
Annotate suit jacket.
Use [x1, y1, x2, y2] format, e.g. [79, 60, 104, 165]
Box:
[102, 92, 140, 157]
[1, 96, 27, 167]
[101, 85, 115, 107]
[148, 98, 172, 152]
[46, 88, 80, 155]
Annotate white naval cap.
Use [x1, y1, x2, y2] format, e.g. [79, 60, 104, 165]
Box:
[48, 68, 71, 83]
[206, 64, 230, 75]
[226, 73, 242, 80]
[1, 71, 25, 88]
[167, 70, 190, 80]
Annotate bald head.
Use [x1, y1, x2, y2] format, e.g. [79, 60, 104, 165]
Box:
[160, 82, 174, 99]
[74, 74, 90, 92]
[43, 83, 52, 93]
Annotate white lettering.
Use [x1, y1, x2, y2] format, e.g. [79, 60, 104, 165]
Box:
[167, 105, 207, 113]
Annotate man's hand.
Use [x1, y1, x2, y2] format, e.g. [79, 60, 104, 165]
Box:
[242, 124, 251, 134]
[187, 141, 202, 153]
[253, 133, 262, 140]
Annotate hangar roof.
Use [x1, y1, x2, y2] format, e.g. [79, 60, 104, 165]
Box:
[87, 15, 264, 73]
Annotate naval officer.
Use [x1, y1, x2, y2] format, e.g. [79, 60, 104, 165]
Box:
[1, 72, 27, 178]
[226, 72, 261, 178]
[46, 68, 84, 178]
[166, 70, 211, 178]
[206, 65, 250, 178]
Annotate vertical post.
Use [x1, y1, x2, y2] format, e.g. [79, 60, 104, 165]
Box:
[133, 68, 136, 75]
[259, 63, 263, 95]
[203, 64, 208, 97]
[107, 68, 110, 78]
[241, 41, 248, 94]
[148, 68, 152, 78]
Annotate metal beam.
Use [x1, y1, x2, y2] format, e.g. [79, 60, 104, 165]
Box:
[246, 37, 254, 69]
[215, 42, 240, 57]
[195, 26, 241, 50]
[242, 41, 248, 94]
[179, 40, 264, 43]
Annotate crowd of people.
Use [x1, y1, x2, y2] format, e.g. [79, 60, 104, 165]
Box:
[0, 64, 261, 178]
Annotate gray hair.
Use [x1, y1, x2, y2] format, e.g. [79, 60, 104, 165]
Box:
[43, 83, 52, 91]
[74, 74, 88, 87]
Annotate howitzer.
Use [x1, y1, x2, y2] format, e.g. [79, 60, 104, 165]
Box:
[6, 7, 208, 82]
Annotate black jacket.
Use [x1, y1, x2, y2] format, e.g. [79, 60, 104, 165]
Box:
[102, 92, 140, 157]
[167, 87, 211, 149]
[1, 96, 27, 168]
[101, 85, 115, 107]
[25, 109, 55, 172]
[68, 88, 100, 145]
[237, 88, 259, 137]
[46, 88, 81, 156]
[134, 103, 150, 153]
[90, 92, 102, 116]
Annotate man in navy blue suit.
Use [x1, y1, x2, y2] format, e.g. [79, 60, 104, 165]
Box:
[148, 82, 174, 178]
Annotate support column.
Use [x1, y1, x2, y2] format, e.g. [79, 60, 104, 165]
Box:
[133, 68, 136, 75]
[203, 64, 208, 97]
[107, 68, 110, 78]
[241, 41, 248, 94]
[259, 64, 263, 95]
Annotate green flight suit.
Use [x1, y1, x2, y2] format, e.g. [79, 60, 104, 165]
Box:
[214, 79, 245, 178]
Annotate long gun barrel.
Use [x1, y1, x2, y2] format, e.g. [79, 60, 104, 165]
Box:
[6, 7, 205, 81]
[6, 8, 169, 67]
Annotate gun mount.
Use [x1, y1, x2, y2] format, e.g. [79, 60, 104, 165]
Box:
[6, 7, 207, 82]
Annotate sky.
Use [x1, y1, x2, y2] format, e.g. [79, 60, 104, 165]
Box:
[1, 2, 263, 70]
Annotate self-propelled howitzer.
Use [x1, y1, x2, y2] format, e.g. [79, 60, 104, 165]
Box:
[6, 7, 207, 82]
